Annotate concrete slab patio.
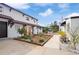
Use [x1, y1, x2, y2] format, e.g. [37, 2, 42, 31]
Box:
[0, 39, 77, 55]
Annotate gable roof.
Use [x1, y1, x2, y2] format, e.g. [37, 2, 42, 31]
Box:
[0, 3, 38, 21]
[65, 13, 79, 18]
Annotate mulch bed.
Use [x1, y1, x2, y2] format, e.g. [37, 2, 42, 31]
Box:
[14, 35, 52, 46]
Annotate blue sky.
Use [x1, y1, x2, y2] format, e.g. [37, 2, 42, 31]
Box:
[7, 3, 79, 26]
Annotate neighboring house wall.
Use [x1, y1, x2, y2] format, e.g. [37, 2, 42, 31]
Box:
[71, 18, 79, 33]
[65, 18, 79, 37]
[60, 26, 66, 32]
[60, 17, 79, 40]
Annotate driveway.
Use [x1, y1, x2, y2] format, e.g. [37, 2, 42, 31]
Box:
[0, 39, 37, 55]
[0, 39, 77, 55]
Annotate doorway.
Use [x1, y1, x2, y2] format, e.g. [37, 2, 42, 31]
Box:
[0, 21, 7, 38]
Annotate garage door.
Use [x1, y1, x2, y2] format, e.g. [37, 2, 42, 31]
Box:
[0, 21, 7, 38]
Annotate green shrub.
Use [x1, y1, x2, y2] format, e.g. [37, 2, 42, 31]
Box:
[43, 27, 49, 33]
[21, 35, 31, 40]
[39, 39, 44, 43]
[18, 26, 26, 36]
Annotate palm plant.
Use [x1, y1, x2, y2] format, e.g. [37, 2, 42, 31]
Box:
[69, 28, 79, 50]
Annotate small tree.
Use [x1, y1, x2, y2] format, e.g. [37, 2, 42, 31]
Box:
[43, 27, 49, 33]
[18, 25, 26, 36]
[50, 21, 59, 32]
[17, 25, 32, 41]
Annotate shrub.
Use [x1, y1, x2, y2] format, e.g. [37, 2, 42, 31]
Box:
[18, 28, 24, 36]
[58, 31, 67, 43]
[18, 26, 26, 36]
[21, 35, 31, 40]
[39, 39, 44, 43]
[43, 27, 49, 33]
[58, 31, 66, 37]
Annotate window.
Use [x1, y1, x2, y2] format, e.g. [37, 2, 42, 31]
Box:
[15, 24, 21, 30]
[0, 6, 2, 12]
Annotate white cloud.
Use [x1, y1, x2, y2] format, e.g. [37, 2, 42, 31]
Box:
[34, 3, 50, 6]
[58, 3, 69, 9]
[6, 3, 31, 9]
[39, 8, 54, 17]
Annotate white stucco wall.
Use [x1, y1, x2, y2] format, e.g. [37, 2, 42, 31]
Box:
[60, 26, 65, 32]
[64, 18, 79, 40]
[33, 27, 43, 34]
[71, 18, 79, 33]
[8, 23, 23, 38]
[33, 27, 38, 34]
[37, 27, 43, 33]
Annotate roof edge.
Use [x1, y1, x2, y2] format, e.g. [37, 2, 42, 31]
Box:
[1, 3, 38, 21]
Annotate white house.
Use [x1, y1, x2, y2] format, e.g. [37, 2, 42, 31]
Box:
[0, 3, 43, 38]
[60, 13, 79, 40]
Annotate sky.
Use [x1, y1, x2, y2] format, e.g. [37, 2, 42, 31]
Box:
[6, 3, 79, 26]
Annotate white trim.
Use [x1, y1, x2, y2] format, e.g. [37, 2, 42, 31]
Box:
[0, 18, 8, 22]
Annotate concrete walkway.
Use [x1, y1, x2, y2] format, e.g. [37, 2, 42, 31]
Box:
[27, 46, 76, 55]
[0, 39, 77, 55]
[44, 35, 61, 49]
